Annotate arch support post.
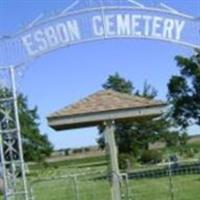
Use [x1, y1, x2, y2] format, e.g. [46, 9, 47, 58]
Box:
[104, 120, 121, 200]
[0, 66, 29, 200]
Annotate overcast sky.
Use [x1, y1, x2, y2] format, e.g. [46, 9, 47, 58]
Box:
[0, 0, 199, 149]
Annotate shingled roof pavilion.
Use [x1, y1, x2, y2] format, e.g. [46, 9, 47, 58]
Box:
[47, 90, 167, 200]
[47, 90, 166, 130]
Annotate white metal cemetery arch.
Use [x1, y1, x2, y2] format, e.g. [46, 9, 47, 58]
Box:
[0, 1, 199, 200]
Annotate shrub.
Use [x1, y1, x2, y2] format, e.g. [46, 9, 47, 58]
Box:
[179, 146, 198, 158]
[140, 150, 163, 164]
[185, 148, 195, 158]
[118, 154, 134, 170]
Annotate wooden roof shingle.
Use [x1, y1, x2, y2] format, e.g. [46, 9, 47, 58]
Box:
[47, 90, 166, 130]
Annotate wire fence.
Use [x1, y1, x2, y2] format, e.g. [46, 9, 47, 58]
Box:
[127, 162, 200, 200]
[29, 171, 111, 200]
[28, 161, 200, 200]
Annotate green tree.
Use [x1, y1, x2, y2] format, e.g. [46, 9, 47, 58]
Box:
[97, 73, 169, 157]
[135, 81, 157, 99]
[0, 88, 53, 161]
[159, 131, 180, 147]
[97, 73, 133, 151]
[179, 132, 189, 146]
[168, 49, 200, 128]
[103, 73, 134, 94]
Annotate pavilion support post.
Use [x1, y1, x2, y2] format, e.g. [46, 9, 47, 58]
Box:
[104, 120, 121, 200]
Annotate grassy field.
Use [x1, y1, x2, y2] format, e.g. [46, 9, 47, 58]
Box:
[32, 176, 111, 200]
[30, 174, 200, 200]
[1, 173, 199, 200]
[128, 175, 200, 200]
[1, 151, 200, 200]
[28, 152, 200, 200]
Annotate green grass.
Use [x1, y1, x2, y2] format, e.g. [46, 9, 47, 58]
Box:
[1, 174, 200, 200]
[160, 142, 200, 160]
[128, 175, 200, 200]
[29, 155, 107, 170]
[32, 177, 111, 200]
[1, 146, 200, 200]
[28, 174, 200, 200]
[27, 151, 200, 200]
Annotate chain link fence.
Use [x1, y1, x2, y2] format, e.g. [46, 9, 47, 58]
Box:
[29, 171, 111, 200]
[28, 161, 200, 200]
[127, 161, 200, 200]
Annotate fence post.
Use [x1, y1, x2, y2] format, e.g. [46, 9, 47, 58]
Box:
[73, 175, 80, 200]
[121, 173, 129, 200]
[91, 178, 96, 200]
[168, 159, 175, 200]
[29, 184, 35, 200]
